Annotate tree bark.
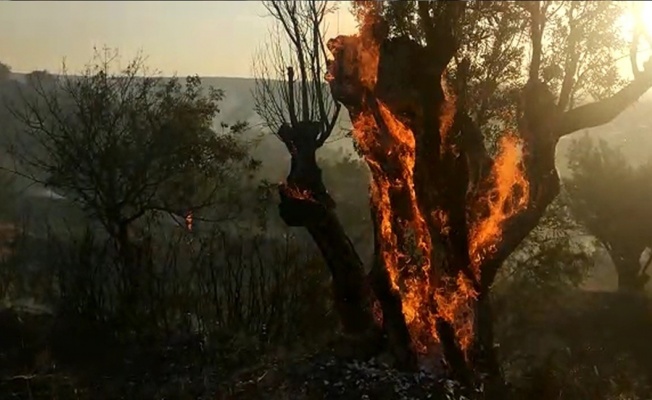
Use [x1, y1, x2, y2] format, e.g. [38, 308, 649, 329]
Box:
[276, 121, 379, 340]
[610, 249, 649, 293]
[324, 5, 652, 393]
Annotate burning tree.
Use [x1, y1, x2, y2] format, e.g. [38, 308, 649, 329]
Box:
[253, 0, 381, 349]
[257, 0, 652, 394]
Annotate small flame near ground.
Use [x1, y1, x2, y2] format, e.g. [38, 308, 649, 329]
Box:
[279, 183, 317, 203]
[336, 4, 530, 357]
[185, 211, 193, 232]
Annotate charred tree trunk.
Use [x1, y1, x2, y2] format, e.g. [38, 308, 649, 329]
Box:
[472, 284, 504, 398]
[368, 201, 418, 370]
[276, 121, 379, 343]
[610, 248, 650, 293]
[108, 220, 144, 335]
[326, 7, 556, 392]
[323, 3, 652, 395]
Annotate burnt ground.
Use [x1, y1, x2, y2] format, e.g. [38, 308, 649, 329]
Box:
[3, 290, 652, 399]
[219, 352, 457, 400]
[0, 308, 458, 400]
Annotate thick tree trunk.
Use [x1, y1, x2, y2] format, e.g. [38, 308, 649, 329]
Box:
[108, 221, 145, 336]
[472, 289, 507, 399]
[276, 121, 379, 341]
[304, 214, 377, 336]
[611, 249, 649, 293]
[323, 5, 652, 395]
[326, 12, 558, 393]
[368, 202, 418, 370]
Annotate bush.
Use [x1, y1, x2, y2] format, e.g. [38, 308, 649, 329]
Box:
[0, 219, 336, 377]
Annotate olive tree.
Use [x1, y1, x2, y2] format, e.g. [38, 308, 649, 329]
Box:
[5, 48, 258, 312]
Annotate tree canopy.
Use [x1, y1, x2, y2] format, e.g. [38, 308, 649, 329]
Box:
[324, 0, 652, 392]
[566, 133, 652, 291]
[5, 49, 259, 239]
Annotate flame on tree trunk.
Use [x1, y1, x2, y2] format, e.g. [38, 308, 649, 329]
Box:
[326, 5, 543, 386]
[276, 119, 381, 345]
[277, 1, 652, 392]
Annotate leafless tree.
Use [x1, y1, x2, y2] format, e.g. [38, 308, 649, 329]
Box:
[252, 0, 381, 346]
[253, 1, 341, 137]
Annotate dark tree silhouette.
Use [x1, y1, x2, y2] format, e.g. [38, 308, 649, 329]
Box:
[566, 134, 652, 292]
[0, 62, 10, 82]
[253, 0, 381, 347]
[5, 48, 258, 322]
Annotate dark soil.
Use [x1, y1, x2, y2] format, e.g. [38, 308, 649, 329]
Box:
[0, 308, 459, 400]
[219, 351, 457, 400]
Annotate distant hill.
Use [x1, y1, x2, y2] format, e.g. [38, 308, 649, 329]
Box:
[200, 76, 652, 178]
[1, 74, 651, 292]
[3, 73, 652, 183]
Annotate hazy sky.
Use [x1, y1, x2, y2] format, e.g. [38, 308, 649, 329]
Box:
[0, 1, 357, 78]
[1, 1, 650, 79]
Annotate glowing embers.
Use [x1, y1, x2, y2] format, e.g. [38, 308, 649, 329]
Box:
[279, 183, 316, 203]
[185, 211, 193, 232]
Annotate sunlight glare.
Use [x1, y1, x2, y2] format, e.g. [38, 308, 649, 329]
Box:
[621, 1, 652, 39]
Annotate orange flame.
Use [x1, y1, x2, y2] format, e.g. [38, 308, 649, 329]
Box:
[280, 183, 317, 203]
[469, 136, 530, 273]
[335, 3, 529, 359]
[185, 211, 193, 232]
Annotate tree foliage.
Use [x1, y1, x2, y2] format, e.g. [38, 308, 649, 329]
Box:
[5, 48, 259, 240]
[565, 133, 652, 291]
[362, 1, 630, 146]
[497, 192, 592, 296]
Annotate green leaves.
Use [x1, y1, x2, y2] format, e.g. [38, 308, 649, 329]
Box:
[9, 49, 259, 234]
[370, 1, 631, 143]
[564, 134, 652, 274]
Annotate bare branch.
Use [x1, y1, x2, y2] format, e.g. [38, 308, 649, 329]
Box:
[525, 1, 543, 83]
[286, 67, 298, 127]
[555, 69, 652, 137]
[630, 2, 652, 79]
[254, 0, 341, 146]
[557, 3, 581, 111]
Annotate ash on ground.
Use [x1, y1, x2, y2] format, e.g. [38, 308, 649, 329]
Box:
[221, 350, 466, 400]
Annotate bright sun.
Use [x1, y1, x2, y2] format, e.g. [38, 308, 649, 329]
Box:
[618, 1, 652, 68]
[621, 2, 652, 39]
